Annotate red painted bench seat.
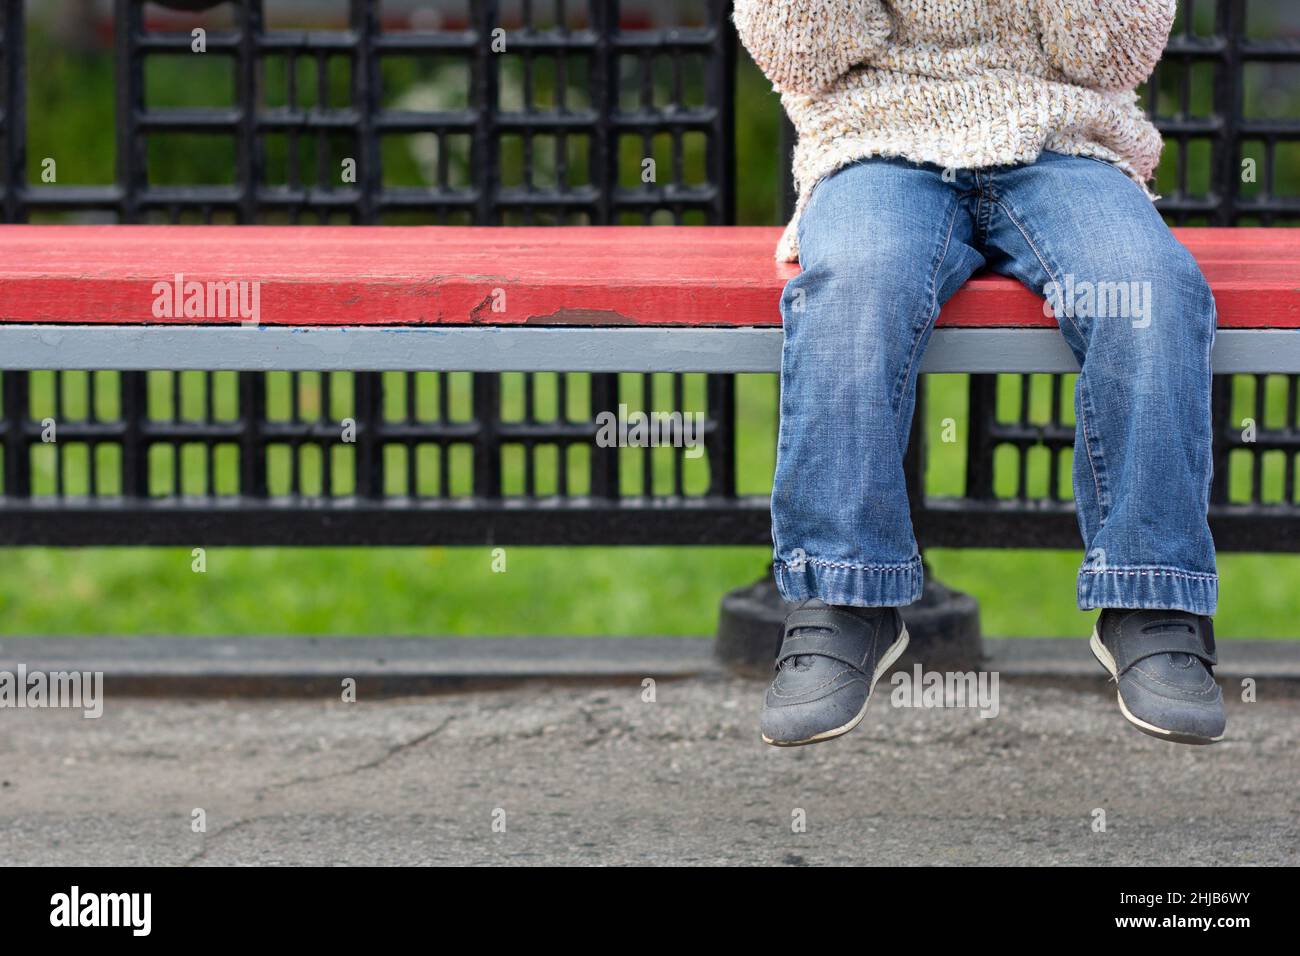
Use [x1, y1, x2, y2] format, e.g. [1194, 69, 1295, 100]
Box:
[0, 225, 1297, 330]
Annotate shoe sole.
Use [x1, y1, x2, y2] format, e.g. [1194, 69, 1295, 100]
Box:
[762, 625, 910, 747]
[1088, 627, 1223, 745]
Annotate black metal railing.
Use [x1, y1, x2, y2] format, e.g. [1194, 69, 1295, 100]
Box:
[1, 0, 744, 545]
[0, 0, 1297, 550]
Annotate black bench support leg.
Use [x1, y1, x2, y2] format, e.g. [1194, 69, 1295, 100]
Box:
[713, 558, 983, 678]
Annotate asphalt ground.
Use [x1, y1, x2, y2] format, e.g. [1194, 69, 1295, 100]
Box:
[1, 673, 1295, 865]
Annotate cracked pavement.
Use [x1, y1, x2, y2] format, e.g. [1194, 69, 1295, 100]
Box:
[1, 676, 1296, 865]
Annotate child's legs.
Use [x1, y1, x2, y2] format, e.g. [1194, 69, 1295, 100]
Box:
[772, 159, 983, 606]
[986, 151, 1218, 615]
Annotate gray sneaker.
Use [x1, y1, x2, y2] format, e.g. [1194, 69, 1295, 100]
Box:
[1090, 609, 1225, 745]
[761, 599, 909, 747]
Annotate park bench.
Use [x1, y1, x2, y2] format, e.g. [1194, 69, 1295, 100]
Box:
[5, 222, 1295, 677]
[2, 224, 1298, 376]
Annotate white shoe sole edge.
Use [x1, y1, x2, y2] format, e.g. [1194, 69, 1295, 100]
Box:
[1088, 627, 1223, 745]
[762, 624, 910, 747]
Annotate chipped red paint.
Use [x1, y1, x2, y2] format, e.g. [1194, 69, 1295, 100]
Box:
[0, 225, 1295, 329]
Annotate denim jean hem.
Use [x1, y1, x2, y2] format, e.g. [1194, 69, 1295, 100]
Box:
[1077, 565, 1218, 616]
[773, 555, 924, 608]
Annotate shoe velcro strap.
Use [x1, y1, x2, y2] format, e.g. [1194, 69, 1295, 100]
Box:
[776, 608, 872, 672]
[1115, 630, 1217, 675]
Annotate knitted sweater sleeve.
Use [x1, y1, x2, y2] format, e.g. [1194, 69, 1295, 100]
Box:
[733, 0, 893, 96]
[1037, 0, 1177, 92]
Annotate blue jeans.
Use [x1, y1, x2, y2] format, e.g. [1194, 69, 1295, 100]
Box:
[772, 151, 1218, 615]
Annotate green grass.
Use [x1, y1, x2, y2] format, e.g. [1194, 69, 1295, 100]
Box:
[2, 546, 1299, 638]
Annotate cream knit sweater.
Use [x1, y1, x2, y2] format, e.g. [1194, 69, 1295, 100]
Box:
[734, 0, 1176, 261]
